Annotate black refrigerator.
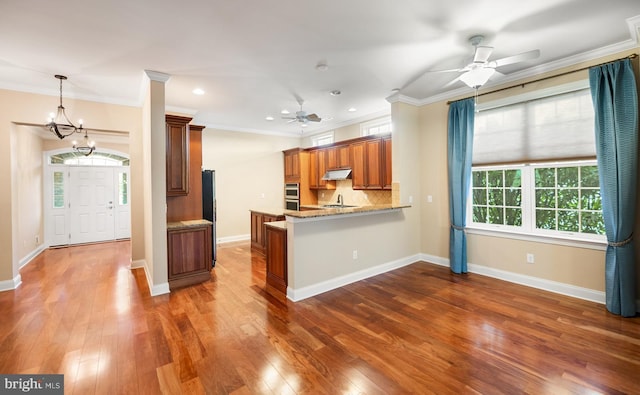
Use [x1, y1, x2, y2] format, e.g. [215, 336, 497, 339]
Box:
[202, 170, 217, 267]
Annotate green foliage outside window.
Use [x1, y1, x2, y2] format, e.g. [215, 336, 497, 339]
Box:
[471, 164, 605, 236]
[472, 169, 522, 226]
[534, 165, 604, 234]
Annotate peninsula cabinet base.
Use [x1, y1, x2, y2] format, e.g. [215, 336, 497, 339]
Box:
[167, 220, 213, 290]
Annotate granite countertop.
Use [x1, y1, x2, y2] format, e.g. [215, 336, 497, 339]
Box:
[249, 208, 288, 217]
[167, 219, 213, 230]
[288, 204, 410, 219]
[264, 220, 287, 230]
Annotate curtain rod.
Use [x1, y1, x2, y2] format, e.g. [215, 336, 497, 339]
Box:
[447, 53, 638, 105]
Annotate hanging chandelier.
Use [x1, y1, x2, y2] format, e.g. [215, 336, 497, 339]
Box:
[45, 74, 84, 139]
[72, 129, 96, 156]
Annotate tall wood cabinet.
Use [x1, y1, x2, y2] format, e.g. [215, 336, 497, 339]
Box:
[166, 115, 192, 196]
[265, 222, 287, 302]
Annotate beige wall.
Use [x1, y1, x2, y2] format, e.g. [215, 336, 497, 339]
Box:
[201, 129, 301, 240]
[418, 49, 640, 296]
[0, 88, 143, 285]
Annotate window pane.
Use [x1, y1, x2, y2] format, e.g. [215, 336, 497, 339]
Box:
[473, 189, 487, 205]
[504, 189, 521, 207]
[557, 188, 579, 209]
[488, 171, 503, 187]
[473, 206, 487, 223]
[505, 170, 521, 187]
[535, 168, 555, 187]
[488, 207, 504, 224]
[53, 171, 64, 208]
[505, 208, 522, 226]
[536, 209, 556, 230]
[536, 189, 556, 208]
[119, 172, 128, 205]
[558, 210, 579, 232]
[488, 189, 504, 206]
[557, 167, 578, 187]
[581, 189, 601, 210]
[582, 212, 606, 234]
[473, 171, 486, 187]
[581, 166, 599, 187]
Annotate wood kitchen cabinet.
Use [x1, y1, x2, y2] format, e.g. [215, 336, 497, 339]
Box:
[167, 220, 212, 289]
[284, 148, 301, 183]
[265, 221, 287, 303]
[309, 148, 335, 190]
[351, 138, 383, 189]
[383, 135, 392, 190]
[251, 210, 285, 255]
[327, 144, 351, 170]
[166, 115, 192, 196]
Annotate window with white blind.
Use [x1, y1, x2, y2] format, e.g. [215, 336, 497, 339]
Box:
[473, 89, 595, 165]
[468, 87, 605, 244]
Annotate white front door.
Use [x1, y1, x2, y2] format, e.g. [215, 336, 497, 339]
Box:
[69, 167, 115, 244]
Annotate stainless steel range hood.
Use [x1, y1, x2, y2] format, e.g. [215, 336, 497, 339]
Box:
[322, 168, 352, 180]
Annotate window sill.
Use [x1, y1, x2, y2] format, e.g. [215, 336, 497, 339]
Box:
[465, 226, 607, 251]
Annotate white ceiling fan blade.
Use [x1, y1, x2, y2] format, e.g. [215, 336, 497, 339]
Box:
[473, 46, 493, 63]
[443, 75, 462, 88]
[492, 49, 540, 68]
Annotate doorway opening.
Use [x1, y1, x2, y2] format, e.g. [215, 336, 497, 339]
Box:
[44, 149, 130, 247]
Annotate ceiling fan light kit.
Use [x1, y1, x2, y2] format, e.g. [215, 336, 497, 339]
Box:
[460, 67, 495, 89]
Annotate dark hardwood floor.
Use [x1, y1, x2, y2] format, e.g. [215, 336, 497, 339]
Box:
[0, 240, 639, 394]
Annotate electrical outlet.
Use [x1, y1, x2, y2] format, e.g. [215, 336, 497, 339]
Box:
[35, 235, 39, 244]
[427, 195, 433, 203]
[526, 253, 535, 264]
[352, 250, 358, 260]
[409, 196, 413, 204]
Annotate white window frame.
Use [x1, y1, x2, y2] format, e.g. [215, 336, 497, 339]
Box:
[311, 131, 335, 147]
[466, 160, 606, 250]
[360, 116, 392, 136]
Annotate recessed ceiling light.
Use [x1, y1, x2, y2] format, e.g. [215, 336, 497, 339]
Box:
[281, 109, 290, 115]
[316, 62, 329, 71]
[348, 107, 357, 112]
[265, 116, 274, 121]
[330, 90, 341, 96]
[192, 88, 205, 95]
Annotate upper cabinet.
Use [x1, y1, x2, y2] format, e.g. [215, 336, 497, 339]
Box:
[351, 137, 389, 190]
[284, 148, 301, 183]
[383, 135, 392, 190]
[166, 115, 192, 196]
[327, 145, 351, 170]
[309, 148, 335, 190]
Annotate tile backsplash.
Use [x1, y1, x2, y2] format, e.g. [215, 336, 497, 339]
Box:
[316, 180, 392, 206]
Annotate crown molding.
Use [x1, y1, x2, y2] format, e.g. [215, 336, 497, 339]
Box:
[144, 70, 171, 83]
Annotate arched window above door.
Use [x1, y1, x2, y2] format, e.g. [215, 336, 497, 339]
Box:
[49, 151, 130, 166]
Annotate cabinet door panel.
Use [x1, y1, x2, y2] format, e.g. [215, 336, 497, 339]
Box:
[365, 139, 382, 189]
[166, 115, 191, 196]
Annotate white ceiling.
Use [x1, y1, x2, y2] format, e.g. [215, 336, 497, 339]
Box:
[1, 0, 639, 138]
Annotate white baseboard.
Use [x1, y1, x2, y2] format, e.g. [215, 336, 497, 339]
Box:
[0, 274, 22, 292]
[419, 253, 607, 305]
[217, 234, 250, 244]
[19, 245, 46, 270]
[130, 259, 170, 297]
[287, 254, 421, 302]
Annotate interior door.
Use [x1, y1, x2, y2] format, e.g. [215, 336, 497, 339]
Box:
[69, 167, 115, 244]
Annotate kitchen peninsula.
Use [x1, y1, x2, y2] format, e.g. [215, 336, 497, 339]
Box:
[251, 203, 411, 302]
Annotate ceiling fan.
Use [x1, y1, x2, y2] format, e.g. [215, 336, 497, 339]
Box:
[407, 35, 540, 90]
[282, 100, 321, 124]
